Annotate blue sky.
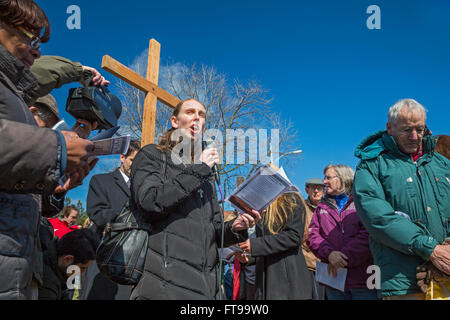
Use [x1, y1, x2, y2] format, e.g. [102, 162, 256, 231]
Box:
[36, 0, 450, 207]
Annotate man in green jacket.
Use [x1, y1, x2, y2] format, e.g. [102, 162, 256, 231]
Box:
[353, 98, 450, 300]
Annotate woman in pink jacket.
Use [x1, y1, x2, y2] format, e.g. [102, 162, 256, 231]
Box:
[307, 164, 378, 300]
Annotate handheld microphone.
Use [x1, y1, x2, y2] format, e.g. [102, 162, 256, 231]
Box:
[202, 139, 221, 186]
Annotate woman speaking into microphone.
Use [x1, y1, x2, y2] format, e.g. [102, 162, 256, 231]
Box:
[129, 98, 261, 300]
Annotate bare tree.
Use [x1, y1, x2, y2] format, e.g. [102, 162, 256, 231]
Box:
[114, 52, 300, 199]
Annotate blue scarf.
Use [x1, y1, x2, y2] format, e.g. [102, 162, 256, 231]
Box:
[333, 194, 349, 214]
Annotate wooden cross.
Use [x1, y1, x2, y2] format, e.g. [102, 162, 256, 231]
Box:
[101, 39, 181, 147]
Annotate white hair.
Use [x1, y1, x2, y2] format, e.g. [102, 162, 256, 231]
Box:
[388, 99, 427, 124]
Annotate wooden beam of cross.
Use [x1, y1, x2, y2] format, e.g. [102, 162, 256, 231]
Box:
[101, 39, 181, 147]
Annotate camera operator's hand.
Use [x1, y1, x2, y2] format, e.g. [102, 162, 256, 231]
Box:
[62, 131, 94, 175]
[73, 119, 98, 139]
[200, 148, 219, 168]
[81, 66, 110, 87]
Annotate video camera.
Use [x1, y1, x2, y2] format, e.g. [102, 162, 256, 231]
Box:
[66, 70, 122, 130]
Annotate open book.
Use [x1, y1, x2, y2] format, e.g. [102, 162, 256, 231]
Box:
[226, 165, 300, 214]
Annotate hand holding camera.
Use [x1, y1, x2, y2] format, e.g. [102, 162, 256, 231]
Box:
[81, 66, 110, 87]
[66, 69, 122, 131]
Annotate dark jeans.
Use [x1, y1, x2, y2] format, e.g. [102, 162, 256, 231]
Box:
[223, 264, 234, 300]
[326, 287, 378, 300]
[245, 282, 256, 300]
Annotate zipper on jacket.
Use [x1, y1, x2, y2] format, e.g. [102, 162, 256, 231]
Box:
[198, 188, 207, 271]
[412, 160, 429, 226]
[413, 158, 447, 238]
[163, 232, 168, 268]
[198, 186, 213, 297]
[335, 200, 352, 235]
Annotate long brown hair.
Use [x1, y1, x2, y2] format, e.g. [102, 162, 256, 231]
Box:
[262, 192, 305, 235]
[156, 98, 205, 153]
[0, 0, 50, 42]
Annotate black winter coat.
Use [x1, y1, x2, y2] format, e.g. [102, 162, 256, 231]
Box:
[86, 169, 133, 300]
[129, 144, 247, 300]
[251, 200, 313, 300]
[87, 169, 131, 235]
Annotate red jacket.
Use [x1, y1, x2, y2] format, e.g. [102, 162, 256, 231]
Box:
[47, 217, 80, 239]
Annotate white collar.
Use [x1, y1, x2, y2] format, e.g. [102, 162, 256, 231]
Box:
[119, 168, 129, 184]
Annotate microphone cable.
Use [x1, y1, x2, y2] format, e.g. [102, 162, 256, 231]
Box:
[202, 135, 225, 300]
[217, 180, 225, 301]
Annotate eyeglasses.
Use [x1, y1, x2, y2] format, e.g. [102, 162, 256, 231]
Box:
[17, 26, 41, 50]
[307, 185, 324, 190]
[397, 126, 426, 136]
[324, 175, 338, 181]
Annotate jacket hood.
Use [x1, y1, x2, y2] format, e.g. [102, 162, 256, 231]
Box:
[354, 129, 437, 160]
[354, 130, 386, 160]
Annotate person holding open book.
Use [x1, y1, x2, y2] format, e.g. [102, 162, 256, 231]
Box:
[237, 191, 313, 299]
[307, 164, 377, 300]
[128, 98, 261, 300]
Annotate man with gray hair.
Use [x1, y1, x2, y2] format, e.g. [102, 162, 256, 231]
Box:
[302, 178, 325, 299]
[353, 98, 450, 300]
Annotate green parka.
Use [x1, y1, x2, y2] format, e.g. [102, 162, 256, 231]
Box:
[353, 130, 449, 298]
[25, 55, 83, 106]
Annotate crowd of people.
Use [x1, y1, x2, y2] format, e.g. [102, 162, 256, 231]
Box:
[0, 0, 449, 301]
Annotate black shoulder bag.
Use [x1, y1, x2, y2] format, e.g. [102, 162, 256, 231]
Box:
[96, 152, 167, 286]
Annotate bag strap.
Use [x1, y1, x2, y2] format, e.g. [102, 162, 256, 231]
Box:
[107, 222, 140, 232]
